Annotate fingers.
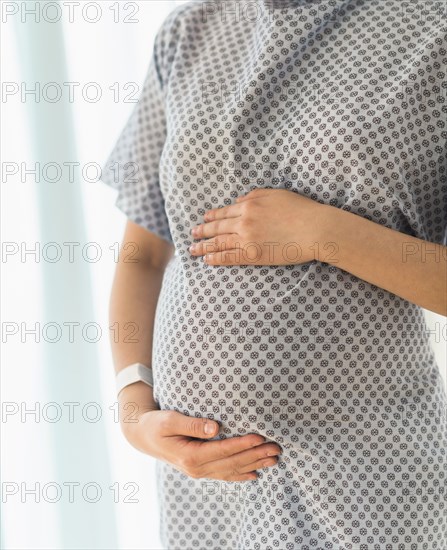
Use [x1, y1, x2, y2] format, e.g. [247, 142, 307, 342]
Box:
[185, 433, 269, 463]
[203, 204, 242, 222]
[177, 439, 282, 480]
[190, 234, 241, 256]
[198, 443, 281, 479]
[160, 411, 220, 439]
[200, 455, 279, 481]
[192, 218, 240, 239]
[235, 454, 279, 475]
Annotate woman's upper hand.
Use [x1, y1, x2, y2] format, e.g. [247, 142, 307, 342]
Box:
[123, 408, 282, 482]
[189, 188, 333, 266]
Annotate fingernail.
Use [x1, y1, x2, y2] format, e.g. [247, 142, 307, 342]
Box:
[204, 421, 216, 435]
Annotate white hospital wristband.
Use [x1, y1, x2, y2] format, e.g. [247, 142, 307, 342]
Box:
[116, 363, 154, 398]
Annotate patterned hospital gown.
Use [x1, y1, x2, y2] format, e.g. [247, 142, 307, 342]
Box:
[101, 0, 447, 548]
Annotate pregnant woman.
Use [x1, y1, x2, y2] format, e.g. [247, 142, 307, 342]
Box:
[102, 0, 447, 548]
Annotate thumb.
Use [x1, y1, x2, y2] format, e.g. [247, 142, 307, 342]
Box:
[173, 412, 220, 439]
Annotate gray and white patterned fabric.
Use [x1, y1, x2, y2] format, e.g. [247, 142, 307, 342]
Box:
[101, 1, 447, 548]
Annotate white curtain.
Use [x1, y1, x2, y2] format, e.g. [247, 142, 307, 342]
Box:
[3, 2, 186, 549]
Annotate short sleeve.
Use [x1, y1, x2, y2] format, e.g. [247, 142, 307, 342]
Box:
[100, 32, 172, 244]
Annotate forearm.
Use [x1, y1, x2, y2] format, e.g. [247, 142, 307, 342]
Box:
[109, 257, 164, 370]
[109, 250, 166, 424]
[320, 205, 447, 316]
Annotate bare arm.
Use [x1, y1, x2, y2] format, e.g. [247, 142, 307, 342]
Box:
[109, 220, 175, 427]
[320, 206, 447, 317]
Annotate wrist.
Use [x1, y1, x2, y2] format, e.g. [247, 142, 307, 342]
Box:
[314, 204, 341, 264]
[118, 382, 159, 436]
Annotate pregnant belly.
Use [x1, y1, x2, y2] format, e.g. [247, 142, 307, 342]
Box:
[150, 255, 443, 439]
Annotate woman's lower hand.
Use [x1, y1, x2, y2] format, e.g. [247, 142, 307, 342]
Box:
[123, 408, 282, 482]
